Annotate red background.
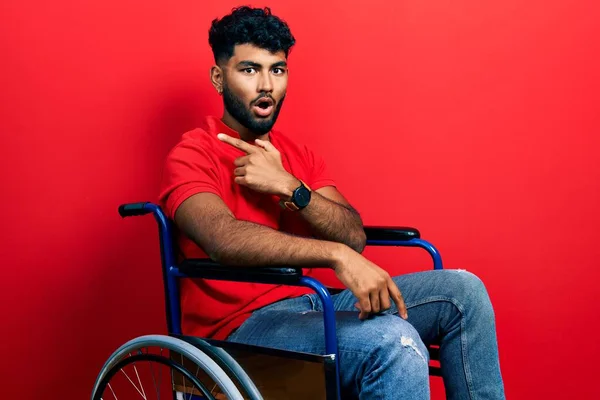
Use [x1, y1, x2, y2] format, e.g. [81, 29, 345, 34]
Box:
[1, 1, 598, 398]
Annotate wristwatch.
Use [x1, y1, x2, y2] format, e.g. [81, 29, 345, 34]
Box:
[280, 180, 312, 211]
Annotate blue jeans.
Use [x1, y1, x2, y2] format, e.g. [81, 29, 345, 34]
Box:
[227, 269, 505, 399]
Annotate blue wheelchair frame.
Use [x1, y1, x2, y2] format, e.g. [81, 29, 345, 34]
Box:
[119, 202, 444, 399]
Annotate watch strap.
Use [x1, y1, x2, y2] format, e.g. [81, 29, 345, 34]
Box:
[280, 180, 311, 211]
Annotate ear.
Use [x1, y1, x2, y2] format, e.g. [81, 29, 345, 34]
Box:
[210, 65, 224, 95]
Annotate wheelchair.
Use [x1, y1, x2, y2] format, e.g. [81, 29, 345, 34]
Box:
[91, 202, 445, 399]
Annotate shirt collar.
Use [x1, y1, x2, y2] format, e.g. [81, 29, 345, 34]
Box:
[206, 116, 242, 139]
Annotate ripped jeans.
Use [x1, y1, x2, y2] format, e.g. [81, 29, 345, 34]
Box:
[227, 269, 505, 399]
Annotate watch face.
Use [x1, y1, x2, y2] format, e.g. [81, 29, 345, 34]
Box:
[293, 186, 311, 208]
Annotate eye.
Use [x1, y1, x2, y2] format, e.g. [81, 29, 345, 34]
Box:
[242, 67, 256, 74]
[272, 67, 286, 75]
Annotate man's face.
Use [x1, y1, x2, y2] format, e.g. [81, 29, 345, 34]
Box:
[220, 44, 288, 135]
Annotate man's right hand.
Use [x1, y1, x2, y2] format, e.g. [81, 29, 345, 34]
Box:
[331, 245, 408, 320]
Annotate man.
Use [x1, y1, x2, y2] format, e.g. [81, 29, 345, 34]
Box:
[158, 6, 505, 399]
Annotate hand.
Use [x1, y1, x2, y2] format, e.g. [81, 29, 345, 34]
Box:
[217, 133, 299, 198]
[332, 245, 408, 320]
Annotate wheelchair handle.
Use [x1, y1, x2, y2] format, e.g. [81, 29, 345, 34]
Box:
[118, 202, 153, 217]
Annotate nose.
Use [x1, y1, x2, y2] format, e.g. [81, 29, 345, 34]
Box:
[257, 71, 273, 93]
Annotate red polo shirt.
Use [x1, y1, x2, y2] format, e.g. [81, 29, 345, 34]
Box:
[158, 116, 336, 340]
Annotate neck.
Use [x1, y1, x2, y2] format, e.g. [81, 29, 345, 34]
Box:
[221, 110, 270, 142]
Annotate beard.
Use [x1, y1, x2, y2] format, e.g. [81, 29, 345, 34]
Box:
[222, 83, 285, 135]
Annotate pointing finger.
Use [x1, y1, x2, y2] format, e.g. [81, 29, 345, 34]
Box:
[255, 138, 278, 152]
[217, 133, 258, 154]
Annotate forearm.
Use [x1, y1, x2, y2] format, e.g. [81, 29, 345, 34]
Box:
[210, 136, 366, 252]
[299, 192, 366, 253]
[204, 215, 344, 268]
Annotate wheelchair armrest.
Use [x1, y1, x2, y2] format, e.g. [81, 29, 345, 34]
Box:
[118, 202, 153, 217]
[178, 258, 303, 285]
[364, 226, 443, 270]
[364, 226, 420, 241]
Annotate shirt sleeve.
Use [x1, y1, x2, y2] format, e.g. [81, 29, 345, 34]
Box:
[303, 145, 336, 191]
[158, 133, 222, 220]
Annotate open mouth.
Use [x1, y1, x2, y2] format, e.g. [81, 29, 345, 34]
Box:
[252, 97, 275, 117]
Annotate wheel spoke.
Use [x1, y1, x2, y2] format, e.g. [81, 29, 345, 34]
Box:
[159, 348, 163, 397]
[170, 352, 175, 394]
[189, 364, 202, 400]
[145, 348, 160, 400]
[108, 382, 118, 399]
[133, 361, 147, 399]
[120, 367, 147, 398]
[181, 353, 187, 397]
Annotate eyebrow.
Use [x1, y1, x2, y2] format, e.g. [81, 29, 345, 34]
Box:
[237, 60, 288, 69]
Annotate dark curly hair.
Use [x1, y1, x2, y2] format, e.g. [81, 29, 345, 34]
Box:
[208, 6, 296, 63]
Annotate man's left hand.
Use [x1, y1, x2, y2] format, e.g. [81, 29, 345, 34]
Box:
[218, 133, 299, 198]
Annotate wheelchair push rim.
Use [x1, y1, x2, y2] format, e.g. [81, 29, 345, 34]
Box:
[91, 334, 245, 400]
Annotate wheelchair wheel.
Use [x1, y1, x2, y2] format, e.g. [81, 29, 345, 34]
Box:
[91, 334, 245, 400]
